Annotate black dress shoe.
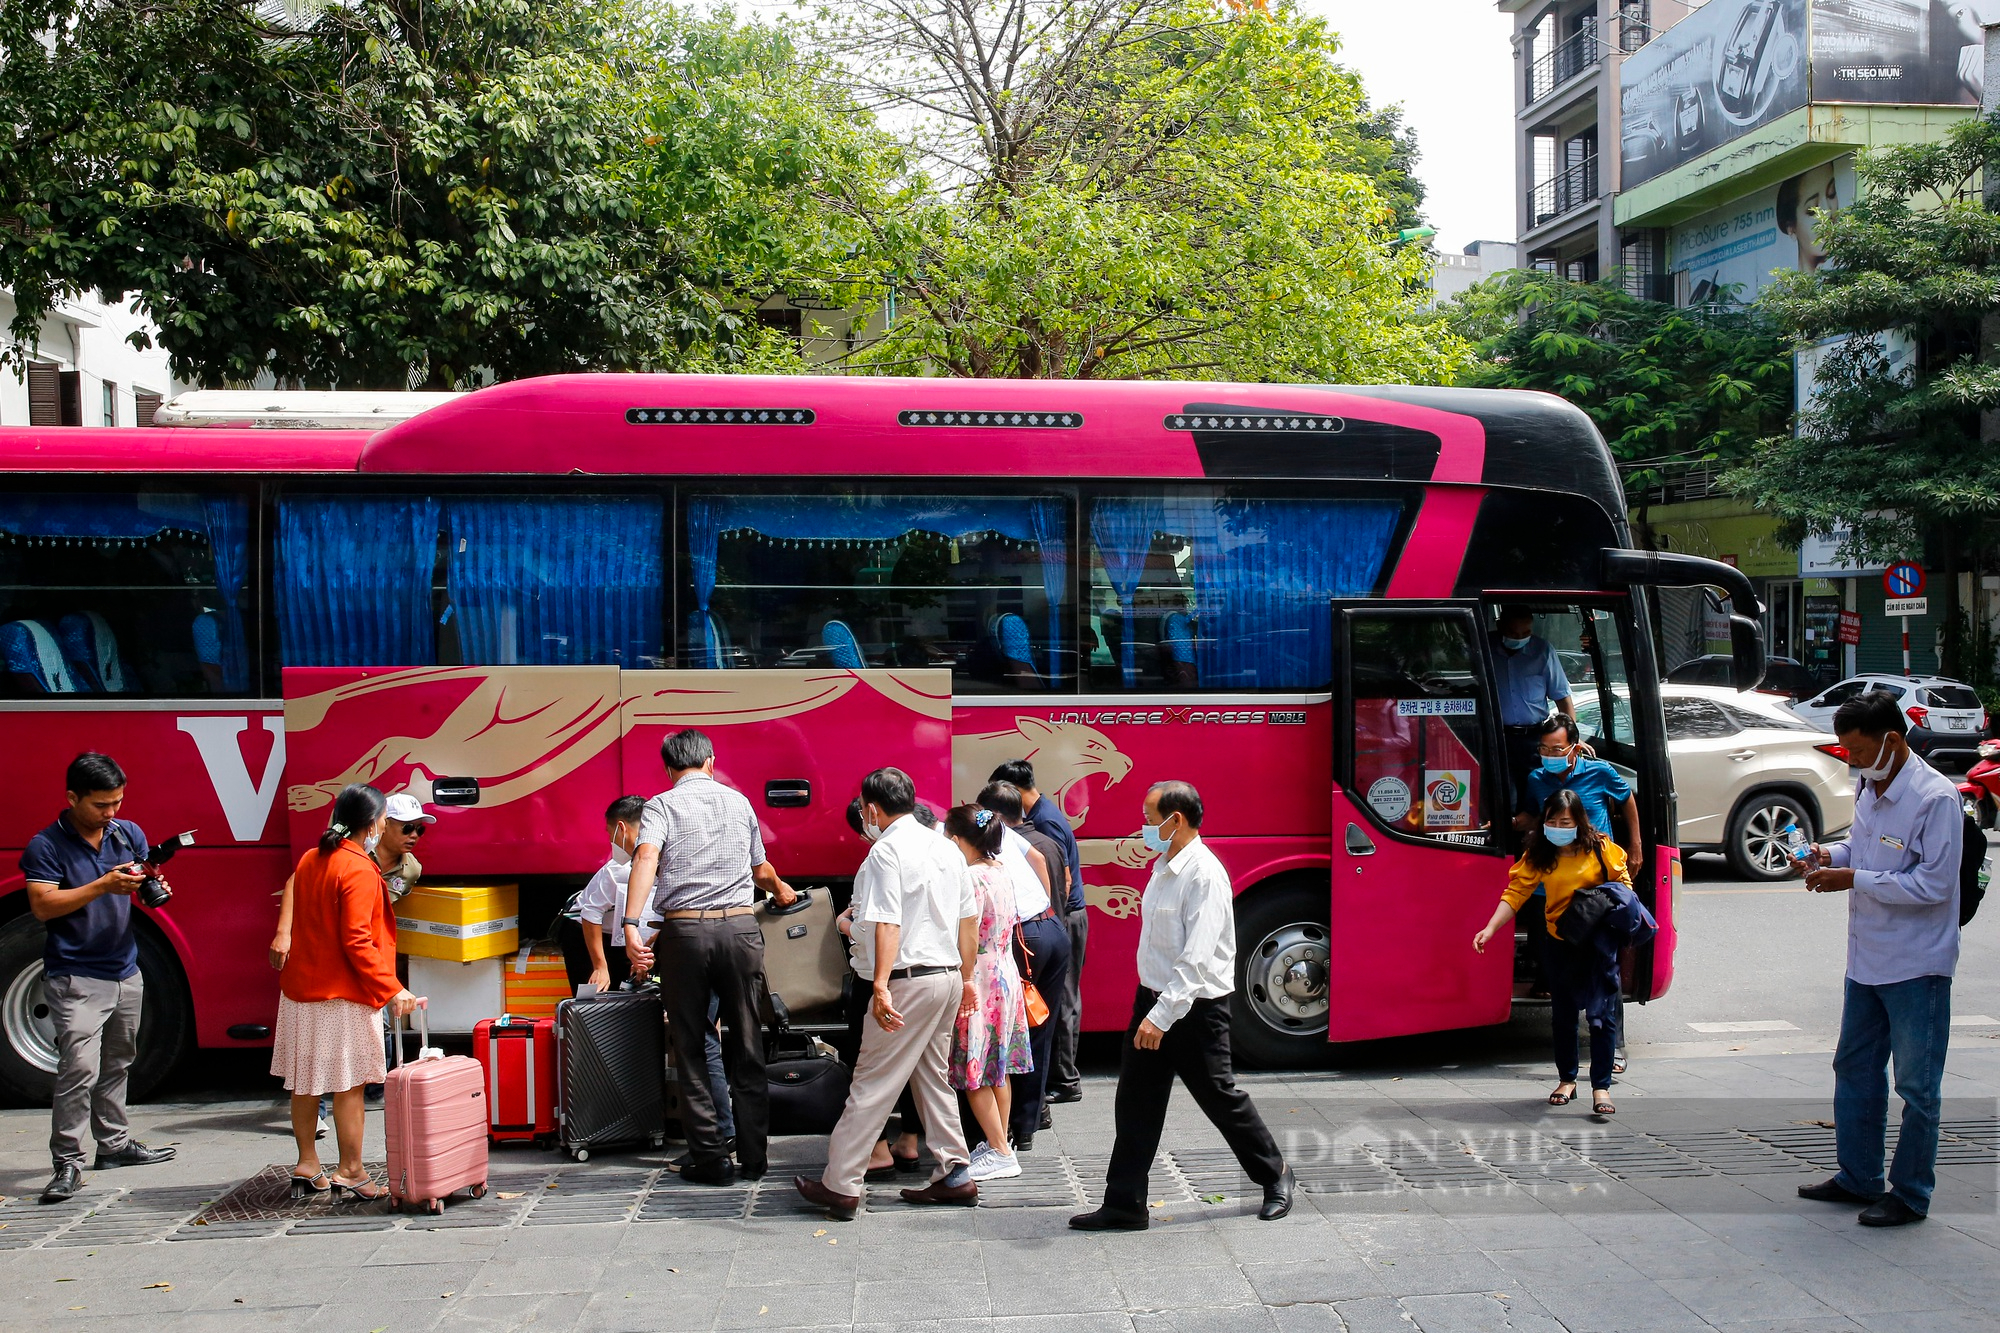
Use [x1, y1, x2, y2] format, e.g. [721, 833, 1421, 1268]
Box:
[1038, 1106, 1053, 1130]
[1069, 1204, 1149, 1231]
[1258, 1165, 1297, 1221]
[1012, 1132, 1034, 1153]
[40, 1163, 82, 1204]
[94, 1141, 176, 1169]
[793, 1175, 859, 1221]
[1858, 1196, 1926, 1227]
[678, 1158, 737, 1187]
[1798, 1177, 1882, 1205]
[1047, 1086, 1082, 1104]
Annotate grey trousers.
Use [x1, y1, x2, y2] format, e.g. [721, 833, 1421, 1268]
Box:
[821, 972, 969, 1198]
[46, 971, 142, 1169]
[1050, 907, 1089, 1094]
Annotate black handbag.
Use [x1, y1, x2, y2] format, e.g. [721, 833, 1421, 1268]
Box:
[767, 1038, 851, 1137]
[1555, 846, 1616, 944]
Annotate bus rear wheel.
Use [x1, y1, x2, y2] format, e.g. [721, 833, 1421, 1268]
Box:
[0, 915, 190, 1107]
[1231, 882, 1333, 1069]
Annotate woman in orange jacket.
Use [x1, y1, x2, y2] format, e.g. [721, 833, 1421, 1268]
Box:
[270, 784, 417, 1199]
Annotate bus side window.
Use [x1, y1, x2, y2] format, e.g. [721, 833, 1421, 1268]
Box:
[1087, 493, 1403, 692]
[276, 493, 665, 669]
[0, 490, 252, 698]
[683, 491, 1071, 691]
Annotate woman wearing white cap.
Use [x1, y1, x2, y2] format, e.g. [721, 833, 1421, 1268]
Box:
[270, 790, 433, 1128]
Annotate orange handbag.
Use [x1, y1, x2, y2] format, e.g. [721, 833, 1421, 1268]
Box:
[1016, 926, 1052, 1027]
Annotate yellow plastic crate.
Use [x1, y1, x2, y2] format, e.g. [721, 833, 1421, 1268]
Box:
[394, 883, 519, 962]
[502, 941, 571, 1019]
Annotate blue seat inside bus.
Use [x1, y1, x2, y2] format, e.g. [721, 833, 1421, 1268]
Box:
[821, 619, 866, 669]
[2, 619, 83, 694]
[58, 611, 134, 693]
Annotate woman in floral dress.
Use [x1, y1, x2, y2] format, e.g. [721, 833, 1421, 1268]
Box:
[942, 804, 1033, 1182]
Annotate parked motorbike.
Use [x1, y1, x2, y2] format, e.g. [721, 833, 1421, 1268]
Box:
[1958, 739, 2000, 827]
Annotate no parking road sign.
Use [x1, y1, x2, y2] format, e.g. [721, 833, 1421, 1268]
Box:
[1884, 562, 1925, 598]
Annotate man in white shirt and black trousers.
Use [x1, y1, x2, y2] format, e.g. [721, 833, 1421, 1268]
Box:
[1072, 781, 1295, 1230]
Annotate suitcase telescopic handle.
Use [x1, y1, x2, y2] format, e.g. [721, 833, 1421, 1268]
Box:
[391, 997, 435, 1066]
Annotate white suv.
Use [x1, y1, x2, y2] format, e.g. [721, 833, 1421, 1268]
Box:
[1791, 674, 1989, 772]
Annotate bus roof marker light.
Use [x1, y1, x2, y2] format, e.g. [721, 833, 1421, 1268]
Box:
[627, 407, 816, 425]
[1163, 412, 1348, 434]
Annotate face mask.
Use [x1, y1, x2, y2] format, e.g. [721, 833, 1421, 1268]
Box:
[1501, 635, 1531, 651]
[1540, 753, 1572, 773]
[862, 818, 882, 843]
[363, 832, 382, 855]
[1543, 825, 1578, 848]
[1856, 741, 1897, 782]
[1141, 817, 1176, 853]
[609, 840, 631, 867]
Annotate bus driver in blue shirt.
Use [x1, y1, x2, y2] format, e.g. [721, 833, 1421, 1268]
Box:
[1492, 605, 1575, 813]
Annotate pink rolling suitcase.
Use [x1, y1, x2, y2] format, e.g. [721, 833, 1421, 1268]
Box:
[384, 999, 490, 1215]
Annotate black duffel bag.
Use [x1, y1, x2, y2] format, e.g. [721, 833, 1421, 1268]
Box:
[767, 1039, 851, 1137]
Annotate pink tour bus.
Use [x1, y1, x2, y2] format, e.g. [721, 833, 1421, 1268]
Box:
[0, 374, 1763, 1100]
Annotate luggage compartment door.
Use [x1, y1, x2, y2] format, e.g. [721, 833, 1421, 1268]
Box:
[1328, 603, 1513, 1042]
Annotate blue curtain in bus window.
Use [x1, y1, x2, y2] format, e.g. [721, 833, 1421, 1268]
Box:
[1088, 498, 1164, 686]
[686, 493, 1063, 668]
[199, 496, 251, 692]
[1029, 498, 1067, 681]
[443, 495, 663, 666]
[686, 496, 723, 668]
[277, 495, 440, 666]
[1184, 499, 1400, 689]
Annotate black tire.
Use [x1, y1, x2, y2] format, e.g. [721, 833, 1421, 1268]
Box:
[1230, 880, 1333, 1070]
[0, 914, 191, 1107]
[1981, 795, 1997, 831]
[1725, 792, 1814, 882]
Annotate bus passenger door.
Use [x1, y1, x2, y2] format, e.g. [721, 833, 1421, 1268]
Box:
[1328, 603, 1514, 1042]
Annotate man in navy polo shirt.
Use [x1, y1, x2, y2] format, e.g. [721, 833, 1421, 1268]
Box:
[22, 753, 176, 1203]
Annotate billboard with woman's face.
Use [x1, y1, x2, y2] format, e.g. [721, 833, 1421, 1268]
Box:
[1667, 156, 1856, 300]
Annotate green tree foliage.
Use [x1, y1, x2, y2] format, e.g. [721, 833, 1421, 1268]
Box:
[1729, 116, 2000, 668]
[0, 0, 889, 386]
[810, 0, 1462, 381]
[1453, 270, 1794, 510]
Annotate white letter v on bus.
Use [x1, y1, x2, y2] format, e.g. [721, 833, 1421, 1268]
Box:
[178, 716, 287, 842]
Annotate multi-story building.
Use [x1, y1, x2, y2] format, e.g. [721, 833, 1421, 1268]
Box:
[1501, 1, 1706, 296]
[1, 288, 175, 427]
[1427, 240, 1521, 304]
[1505, 0, 2000, 681]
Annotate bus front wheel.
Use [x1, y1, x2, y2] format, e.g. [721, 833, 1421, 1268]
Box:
[1231, 882, 1334, 1069]
[0, 914, 190, 1107]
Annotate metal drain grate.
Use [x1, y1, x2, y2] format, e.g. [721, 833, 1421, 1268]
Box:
[1642, 1129, 1791, 1176]
[189, 1164, 395, 1226]
[1550, 1131, 1710, 1180]
[635, 1181, 753, 1222]
[47, 1185, 216, 1246]
[1472, 1135, 1614, 1186]
[976, 1151, 1084, 1209]
[1166, 1148, 1253, 1198]
[520, 1170, 652, 1227]
[1364, 1137, 1505, 1189]
[1293, 1150, 1401, 1195]
[0, 1190, 110, 1248]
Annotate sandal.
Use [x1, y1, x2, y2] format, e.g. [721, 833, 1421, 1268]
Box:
[329, 1174, 389, 1201]
[863, 1161, 901, 1183]
[289, 1170, 331, 1200]
[1592, 1092, 1616, 1116]
[893, 1151, 924, 1175]
[1547, 1083, 1577, 1106]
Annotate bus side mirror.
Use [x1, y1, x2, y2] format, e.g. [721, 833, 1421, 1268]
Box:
[1730, 615, 1767, 693]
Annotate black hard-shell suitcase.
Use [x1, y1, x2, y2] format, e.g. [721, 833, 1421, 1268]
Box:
[553, 988, 668, 1161]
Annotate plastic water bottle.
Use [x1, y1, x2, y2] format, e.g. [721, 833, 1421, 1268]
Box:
[1783, 822, 1810, 862]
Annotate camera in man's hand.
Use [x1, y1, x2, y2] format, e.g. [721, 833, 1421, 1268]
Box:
[133, 830, 195, 909]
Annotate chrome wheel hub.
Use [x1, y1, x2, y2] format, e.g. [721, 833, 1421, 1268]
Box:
[3, 960, 58, 1074]
[1246, 922, 1330, 1034]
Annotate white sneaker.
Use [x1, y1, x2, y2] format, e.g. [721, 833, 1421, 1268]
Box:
[970, 1148, 1021, 1181]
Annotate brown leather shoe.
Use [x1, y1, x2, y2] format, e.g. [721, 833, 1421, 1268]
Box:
[793, 1175, 859, 1221]
[900, 1177, 978, 1207]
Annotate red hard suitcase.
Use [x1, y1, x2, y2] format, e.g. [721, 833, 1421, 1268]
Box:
[473, 1014, 557, 1146]
[385, 1001, 490, 1215]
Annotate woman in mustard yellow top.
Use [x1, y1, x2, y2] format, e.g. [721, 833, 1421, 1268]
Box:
[1474, 790, 1629, 1115]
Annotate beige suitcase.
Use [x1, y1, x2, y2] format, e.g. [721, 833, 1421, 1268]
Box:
[754, 887, 849, 1015]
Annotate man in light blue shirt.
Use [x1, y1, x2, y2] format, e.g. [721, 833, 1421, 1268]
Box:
[1797, 689, 1961, 1227]
[1491, 606, 1575, 816]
